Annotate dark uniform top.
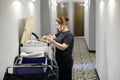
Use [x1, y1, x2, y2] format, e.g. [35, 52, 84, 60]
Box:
[55, 30, 74, 66]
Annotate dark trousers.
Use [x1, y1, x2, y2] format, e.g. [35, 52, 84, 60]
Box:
[58, 63, 73, 80]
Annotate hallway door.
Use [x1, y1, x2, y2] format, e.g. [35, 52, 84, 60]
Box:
[57, 3, 68, 18]
[74, 3, 84, 36]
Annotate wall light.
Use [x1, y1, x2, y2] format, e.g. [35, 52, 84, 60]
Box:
[83, 3, 88, 6]
[49, 0, 57, 6]
[98, 0, 103, 2]
[28, 2, 35, 15]
[32, 0, 36, 2]
[79, 3, 84, 6]
[60, 3, 64, 8]
[109, 0, 115, 4]
[52, 1, 57, 6]
[12, 0, 22, 16]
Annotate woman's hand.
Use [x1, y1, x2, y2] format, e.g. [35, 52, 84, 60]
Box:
[47, 37, 54, 43]
[41, 35, 49, 40]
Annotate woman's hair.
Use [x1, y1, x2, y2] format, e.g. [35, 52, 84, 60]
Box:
[65, 16, 69, 22]
[56, 16, 69, 26]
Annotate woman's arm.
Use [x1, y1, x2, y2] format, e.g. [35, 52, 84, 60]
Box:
[48, 38, 69, 51]
[50, 35, 56, 40]
[41, 35, 56, 40]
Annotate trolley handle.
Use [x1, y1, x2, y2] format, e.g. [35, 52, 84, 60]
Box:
[5, 64, 52, 73]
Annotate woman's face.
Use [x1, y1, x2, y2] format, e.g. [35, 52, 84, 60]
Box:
[56, 22, 64, 31]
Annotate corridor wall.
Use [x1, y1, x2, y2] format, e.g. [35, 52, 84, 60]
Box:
[96, 0, 120, 80]
[84, 0, 96, 51]
[40, 0, 50, 36]
[0, 0, 40, 79]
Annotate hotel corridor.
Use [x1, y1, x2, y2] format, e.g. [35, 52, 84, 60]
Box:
[72, 37, 97, 80]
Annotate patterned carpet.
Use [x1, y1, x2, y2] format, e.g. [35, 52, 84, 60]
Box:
[72, 37, 97, 80]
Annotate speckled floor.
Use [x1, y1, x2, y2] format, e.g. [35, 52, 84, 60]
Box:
[72, 37, 97, 80]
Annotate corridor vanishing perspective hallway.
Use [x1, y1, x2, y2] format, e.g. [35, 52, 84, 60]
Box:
[72, 37, 97, 80]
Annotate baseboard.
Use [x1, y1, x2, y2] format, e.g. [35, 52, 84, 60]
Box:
[89, 50, 96, 53]
[83, 38, 96, 53]
[95, 69, 100, 80]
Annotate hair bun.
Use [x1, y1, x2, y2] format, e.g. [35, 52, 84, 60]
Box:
[65, 16, 69, 22]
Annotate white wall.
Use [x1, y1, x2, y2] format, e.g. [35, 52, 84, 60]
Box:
[49, 0, 57, 35]
[96, 0, 120, 80]
[89, 0, 96, 51]
[84, 0, 89, 49]
[40, 0, 50, 36]
[0, 0, 40, 79]
[84, 0, 96, 51]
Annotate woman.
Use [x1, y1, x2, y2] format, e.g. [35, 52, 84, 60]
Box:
[42, 16, 74, 80]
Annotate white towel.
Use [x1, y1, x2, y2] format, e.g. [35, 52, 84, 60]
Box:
[20, 51, 45, 58]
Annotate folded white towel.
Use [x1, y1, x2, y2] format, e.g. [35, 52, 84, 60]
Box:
[20, 51, 45, 58]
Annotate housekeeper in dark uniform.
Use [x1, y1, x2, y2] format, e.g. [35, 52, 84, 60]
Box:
[42, 16, 74, 80]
